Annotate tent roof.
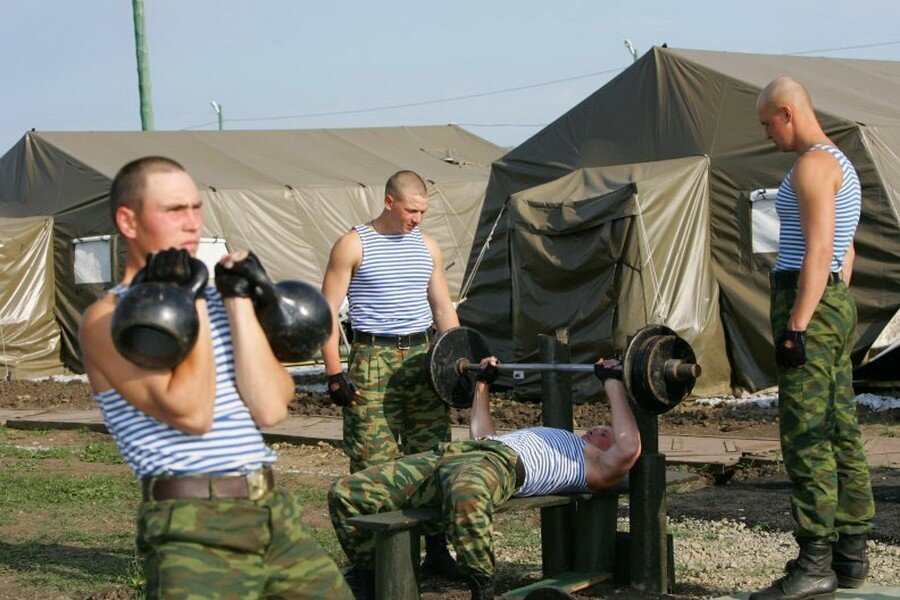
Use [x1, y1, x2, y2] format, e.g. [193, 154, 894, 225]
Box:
[22, 125, 502, 189]
[669, 47, 900, 127]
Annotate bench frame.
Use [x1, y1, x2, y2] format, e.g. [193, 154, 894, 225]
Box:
[346, 489, 622, 600]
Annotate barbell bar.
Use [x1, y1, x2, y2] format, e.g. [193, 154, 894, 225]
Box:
[457, 359, 700, 380]
[427, 324, 702, 413]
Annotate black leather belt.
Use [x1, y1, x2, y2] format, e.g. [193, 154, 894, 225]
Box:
[353, 330, 430, 349]
[514, 459, 526, 489]
[142, 467, 275, 501]
[770, 270, 842, 290]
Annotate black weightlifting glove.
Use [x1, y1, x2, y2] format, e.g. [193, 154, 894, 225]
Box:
[215, 251, 271, 300]
[327, 372, 357, 407]
[776, 329, 807, 367]
[594, 360, 623, 383]
[135, 248, 208, 300]
[476, 362, 500, 384]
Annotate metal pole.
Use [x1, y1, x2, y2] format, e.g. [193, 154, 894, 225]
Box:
[132, 0, 154, 130]
[629, 407, 668, 592]
[459, 360, 699, 380]
[210, 101, 223, 130]
[538, 330, 575, 577]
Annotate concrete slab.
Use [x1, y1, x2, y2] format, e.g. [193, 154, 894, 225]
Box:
[0, 409, 46, 425]
[715, 586, 900, 599]
[5, 409, 107, 433]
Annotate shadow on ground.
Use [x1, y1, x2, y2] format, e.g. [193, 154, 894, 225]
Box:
[663, 467, 900, 543]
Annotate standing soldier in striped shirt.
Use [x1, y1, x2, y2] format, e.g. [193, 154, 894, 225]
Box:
[321, 170, 462, 584]
[328, 357, 641, 599]
[751, 78, 874, 600]
[80, 156, 352, 599]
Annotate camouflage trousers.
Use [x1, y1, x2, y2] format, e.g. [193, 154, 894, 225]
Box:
[137, 488, 353, 599]
[770, 281, 874, 541]
[328, 439, 520, 579]
[343, 340, 450, 473]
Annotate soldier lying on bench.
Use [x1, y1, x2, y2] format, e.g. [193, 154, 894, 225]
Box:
[328, 356, 642, 600]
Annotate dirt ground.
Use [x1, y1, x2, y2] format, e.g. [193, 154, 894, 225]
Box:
[5, 376, 896, 439]
[1, 376, 899, 598]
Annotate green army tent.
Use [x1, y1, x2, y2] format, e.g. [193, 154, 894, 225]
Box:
[0, 126, 504, 377]
[458, 47, 900, 398]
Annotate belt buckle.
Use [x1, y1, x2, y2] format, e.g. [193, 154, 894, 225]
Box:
[246, 470, 267, 500]
[397, 335, 410, 350]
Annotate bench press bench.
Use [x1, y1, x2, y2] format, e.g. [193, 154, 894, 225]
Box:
[346, 470, 690, 600]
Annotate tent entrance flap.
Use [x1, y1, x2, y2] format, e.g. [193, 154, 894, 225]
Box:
[508, 183, 641, 400]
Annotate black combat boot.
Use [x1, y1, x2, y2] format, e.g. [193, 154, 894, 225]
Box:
[831, 533, 869, 588]
[420, 534, 466, 581]
[784, 533, 869, 589]
[467, 571, 495, 600]
[342, 564, 376, 600]
[751, 537, 837, 599]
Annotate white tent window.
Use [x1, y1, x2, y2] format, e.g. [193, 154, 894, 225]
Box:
[749, 189, 780, 254]
[198, 237, 229, 278]
[73, 235, 112, 284]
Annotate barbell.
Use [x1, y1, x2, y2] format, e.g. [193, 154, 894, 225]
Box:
[427, 324, 701, 414]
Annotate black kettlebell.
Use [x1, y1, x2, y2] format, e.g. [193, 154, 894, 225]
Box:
[215, 251, 332, 363]
[254, 279, 332, 363]
[112, 252, 208, 369]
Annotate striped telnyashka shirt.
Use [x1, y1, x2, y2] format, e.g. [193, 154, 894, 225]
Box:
[94, 286, 276, 477]
[773, 143, 861, 272]
[347, 224, 434, 335]
[490, 427, 591, 497]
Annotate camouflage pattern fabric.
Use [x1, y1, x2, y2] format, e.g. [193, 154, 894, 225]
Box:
[770, 281, 874, 541]
[137, 488, 353, 599]
[343, 341, 450, 473]
[329, 439, 519, 578]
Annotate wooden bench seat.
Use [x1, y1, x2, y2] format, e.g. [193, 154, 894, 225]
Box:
[345, 470, 692, 599]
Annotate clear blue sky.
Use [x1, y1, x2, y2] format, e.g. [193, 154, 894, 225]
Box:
[4, 0, 900, 153]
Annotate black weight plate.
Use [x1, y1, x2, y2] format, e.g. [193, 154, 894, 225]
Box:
[524, 587, 577, 600]
[624, 324, 698, 414]
[427, 326, 491, 408]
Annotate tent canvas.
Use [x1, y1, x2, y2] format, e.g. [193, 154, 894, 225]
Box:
[0, 126, 504, 377]
[507, 156, 729, 397]
[0, 216, 64, 378]
[459, 47, 900, 396]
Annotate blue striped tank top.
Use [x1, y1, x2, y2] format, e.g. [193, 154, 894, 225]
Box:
[774, 143, 861, 272]
[347, 224, 434, 335]
[94, 285, 276, 477]
[490, 427, 591, 497]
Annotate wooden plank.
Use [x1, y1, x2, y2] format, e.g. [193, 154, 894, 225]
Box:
[346, 470, 696, 532]
[501, 570, 613, 599]
[347, 507, 439, 532]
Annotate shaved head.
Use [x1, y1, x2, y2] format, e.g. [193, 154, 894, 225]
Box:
[757, 76, 813, 114]
[385, 170, 427, 201]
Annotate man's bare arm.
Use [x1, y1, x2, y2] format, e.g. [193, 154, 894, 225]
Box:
[789, 151, 842, 331]
[585, 362, 641, 489]
[80, 295, 218, 434]
[424, 234, 461, 333]
[226, 295, 295, 428]
[321, 231, 362, 376]
[469, 357, 498, 439]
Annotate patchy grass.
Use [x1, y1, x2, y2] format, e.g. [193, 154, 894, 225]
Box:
[0, 426, 141, 598]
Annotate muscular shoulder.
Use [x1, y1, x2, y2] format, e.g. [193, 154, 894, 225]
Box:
[80, 295, 115, 344]
[79, 295, 117, 388]
[421, 231, 442, 260]
[327, 229, 363, 267]
[793, 149, 842, 196]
